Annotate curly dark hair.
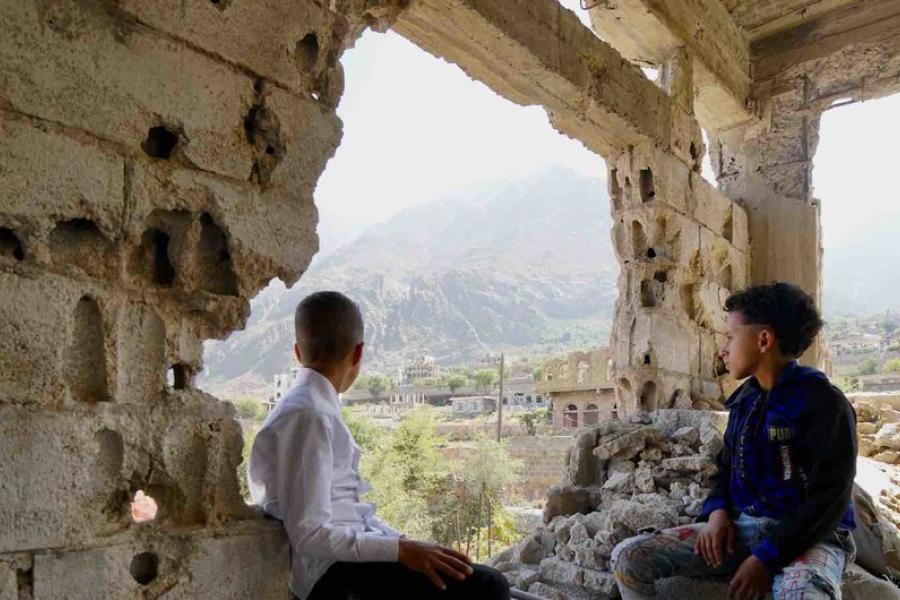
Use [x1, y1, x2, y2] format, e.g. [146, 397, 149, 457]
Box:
[723, 282, 823, 358]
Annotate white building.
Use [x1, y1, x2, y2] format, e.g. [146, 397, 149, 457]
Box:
[267, 366, 300, 410]
[451, 395, 497, 416]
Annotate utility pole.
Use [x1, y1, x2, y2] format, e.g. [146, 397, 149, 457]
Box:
[496, 353, 504, 442]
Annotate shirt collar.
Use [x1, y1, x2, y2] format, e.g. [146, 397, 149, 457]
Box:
[297, 366, 342, 408]
[725, 360, 802, 408]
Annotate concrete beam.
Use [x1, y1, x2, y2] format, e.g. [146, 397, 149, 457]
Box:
[391, 0, 693, 160]
[585, 0, 755, 132]
[752, 0, 900, 103]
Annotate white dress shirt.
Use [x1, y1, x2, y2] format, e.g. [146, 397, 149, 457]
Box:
[248, 367, 401, 599]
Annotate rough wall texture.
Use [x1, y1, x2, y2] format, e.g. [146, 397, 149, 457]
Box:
[607, 142, 750, 414]
[0, 0, 386, 596]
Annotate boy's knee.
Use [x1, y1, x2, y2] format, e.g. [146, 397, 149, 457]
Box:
[468, 565, 509, 598]
[611, 534, 658, 589]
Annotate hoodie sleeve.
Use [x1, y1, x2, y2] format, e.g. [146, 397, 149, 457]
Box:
[751, 384, 857, 572]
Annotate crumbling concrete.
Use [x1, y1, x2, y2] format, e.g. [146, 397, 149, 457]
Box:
[3, 0, 900, 597]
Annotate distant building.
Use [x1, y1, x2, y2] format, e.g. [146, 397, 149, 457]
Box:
[536, 348, 615, 430]
[499, 375, 548, 413]
[266, 366, 301, 410]
[400, 355, 439, 384]
[860, 374, 900, 393]
[451, 395, 497, 417]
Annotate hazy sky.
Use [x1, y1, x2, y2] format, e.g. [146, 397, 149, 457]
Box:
[313, 3, 900, 255]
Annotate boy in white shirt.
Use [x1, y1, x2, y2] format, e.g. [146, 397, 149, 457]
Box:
[248, 291, 510, 600]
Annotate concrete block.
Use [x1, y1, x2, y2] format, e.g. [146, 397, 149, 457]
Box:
[32, 545, 143, 600]
[0, 273, 83, 405]
[0, 408, 127, 552]
[0, 116, 124, 237]
[160, 527, 289, 599]
[0, 1, 256, 180]
[0, 561, 15, 600]
[630, 312, 700, 375]
[691, 172, 735, 237]
[118, 0, 338, 91]
[115, 302, 166, 404]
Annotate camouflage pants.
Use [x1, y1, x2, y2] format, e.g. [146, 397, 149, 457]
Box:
[610, 513, 856, 599]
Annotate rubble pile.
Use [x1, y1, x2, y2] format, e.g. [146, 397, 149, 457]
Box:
[489, 411, 727, 599]
[853, 399, 900, 466]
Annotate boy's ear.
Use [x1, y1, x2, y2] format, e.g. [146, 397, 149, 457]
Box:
[758, 328, 775, 354]
[294, 343, 302, 365]
[351, 342, 364, 366]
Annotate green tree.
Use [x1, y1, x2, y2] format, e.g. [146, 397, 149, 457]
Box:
[532, 368, 542, 382]
[858, 357, 881, 376]
[474, 369, 498, 393]
[884, 358, 900, 374]
[342, 407, 385, 452]
[447, 375, 469, 394]
[367, 375, 391, 399]
[518, 408, 549, 436]
[233, 398, 266, 421]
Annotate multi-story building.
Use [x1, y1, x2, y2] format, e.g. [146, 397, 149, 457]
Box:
[536, 348, 615, 429]
[266, 366, 300, 411]
[400, 355, 439, 384]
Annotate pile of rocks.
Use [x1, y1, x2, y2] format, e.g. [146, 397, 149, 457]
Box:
[853, 399, 900, 465]
[490, 409, 900, 599]
[489, 410, 727, 599]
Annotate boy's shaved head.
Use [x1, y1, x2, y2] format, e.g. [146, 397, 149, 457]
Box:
[294, 291, 364, 365]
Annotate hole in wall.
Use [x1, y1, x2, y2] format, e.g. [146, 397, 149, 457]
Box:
[643, 353, 651, 365]
[640, 280, 655, 308]
[16, 568, 33, 597]
[646, 247, 657, 259]
[209, 0, 232, 10]
[296, 32, 320, 72]
[632, 220, 648, 259]
[0, 227, 25, 261]
[639, 168, 655, 202]
[680, 283, 697, 320]
[714, 354, 728, 377]
[718, 264, 733, 290]
[653, 270, 667, 283]
[146, 228, 176, 286]
[130, 552, 159, 585]
[142, 126, 179, 160]
[638, 380, 657, 412]
[166, 364, 190, 390]
[243, 102, 285, 187]
[196, 213, 238, 296]
[131, 490, 159, 523]
[610, 168, 622, 211]
[65, 296, 109, 403]
[722, 211, 733, 243]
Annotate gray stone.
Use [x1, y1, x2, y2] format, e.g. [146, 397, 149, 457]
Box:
[539, 557, 584, 587]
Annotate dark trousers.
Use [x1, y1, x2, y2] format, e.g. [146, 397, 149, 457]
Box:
[299, 562, 510, 600]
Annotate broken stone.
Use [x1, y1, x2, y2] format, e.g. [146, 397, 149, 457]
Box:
[539, 557, 584, 587]
[671, 426, 699, 447]
[543, 486, 601, 523]
[594, 426, 661, 461]
[634, 467, 656, 493]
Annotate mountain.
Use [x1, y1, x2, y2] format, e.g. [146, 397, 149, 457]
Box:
[823, 219, 900, 317]
[199, 167, 619, 398]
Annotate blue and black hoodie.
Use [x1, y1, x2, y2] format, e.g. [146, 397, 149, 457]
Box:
[697, 361, 857, 573]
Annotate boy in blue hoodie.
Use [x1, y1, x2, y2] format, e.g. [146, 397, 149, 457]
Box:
[612, 282, 857, 600]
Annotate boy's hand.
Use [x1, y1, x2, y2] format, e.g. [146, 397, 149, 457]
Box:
[694, 509, 735, 567]
[398, 539, 474, 590]
[728, 555, 770, 599]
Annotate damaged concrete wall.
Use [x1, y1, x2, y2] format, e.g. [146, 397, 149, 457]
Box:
[607, 143, 750, 414]
[0, 0, 388, 596]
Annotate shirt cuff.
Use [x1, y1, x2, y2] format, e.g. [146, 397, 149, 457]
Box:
[697, 496, 728, 521]
[752, 539, 781, 573]
[360, 533, 400, 562]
